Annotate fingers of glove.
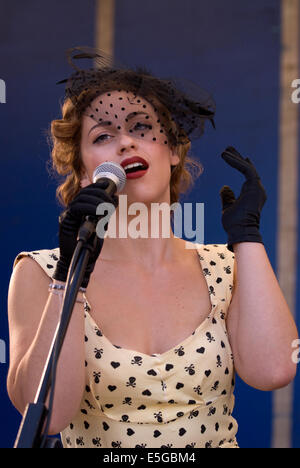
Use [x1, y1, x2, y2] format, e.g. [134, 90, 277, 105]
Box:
[91, 179, 110, 190]
[85, 189, 119, 208]
[221, 146, 258, 180]
[224, 146, 243, 158]
[244, 157, 259, 177]
[84, 188, 118, 207]
[69, 201, 117, 221]
[69, 191, 118, 214]
[221, 147, 251, 177]
[220, 185, 235, 198]
[71, 185, 118, 204]
[220, 185, 236, 210]
[70, 191, 117, 207]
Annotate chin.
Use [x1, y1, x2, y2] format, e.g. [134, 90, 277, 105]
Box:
[125, 188, 170, 206]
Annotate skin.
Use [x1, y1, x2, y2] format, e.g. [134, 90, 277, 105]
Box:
[6, 89, 298, 438]
[80, 91, 299, 389]
[80, 90, 182, 269]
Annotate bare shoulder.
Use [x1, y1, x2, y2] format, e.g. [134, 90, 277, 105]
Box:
[8, 255, 51, 317]
[7, 256, 51, 377]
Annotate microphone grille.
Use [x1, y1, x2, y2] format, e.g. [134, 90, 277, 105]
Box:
[92, 161, 126, 193]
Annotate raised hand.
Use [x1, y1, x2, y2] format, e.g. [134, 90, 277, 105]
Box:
[219, 146, 267, 252]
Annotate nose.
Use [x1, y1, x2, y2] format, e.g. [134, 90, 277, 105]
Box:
[117, 133, 138, 156]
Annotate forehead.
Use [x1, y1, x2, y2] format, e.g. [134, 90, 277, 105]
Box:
[85, 89, 158, 122]
[81, 89, 172, 146]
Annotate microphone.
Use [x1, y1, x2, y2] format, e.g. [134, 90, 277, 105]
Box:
[92, 161, 126, 194]
[78, 161, 126, 242]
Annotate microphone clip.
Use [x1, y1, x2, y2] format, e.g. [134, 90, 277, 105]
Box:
[77, 216, 97, 243]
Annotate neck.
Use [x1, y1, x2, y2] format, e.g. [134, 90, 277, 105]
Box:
[96, 195, 181, 270]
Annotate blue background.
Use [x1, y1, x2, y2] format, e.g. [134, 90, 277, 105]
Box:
[0, 0, 299, 448]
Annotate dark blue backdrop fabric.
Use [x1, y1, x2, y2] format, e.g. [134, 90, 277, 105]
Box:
[0, 0, 299, 448]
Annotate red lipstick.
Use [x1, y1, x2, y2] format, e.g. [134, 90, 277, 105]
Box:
[121, 156, 149, 179]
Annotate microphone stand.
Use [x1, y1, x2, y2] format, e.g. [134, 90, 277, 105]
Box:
[14, 218, 100, 448]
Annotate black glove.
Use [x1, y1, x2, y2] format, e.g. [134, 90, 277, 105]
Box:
[219, 146, 267, 253]
[53, 180, 119, 288]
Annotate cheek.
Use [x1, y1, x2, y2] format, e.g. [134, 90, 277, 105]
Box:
[80, 153, 95, 182]
[150, 157, 172, 187]
[80, 144, 110, 180]
[152, 147, 178, 172]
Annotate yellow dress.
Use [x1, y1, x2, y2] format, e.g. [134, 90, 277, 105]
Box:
[13, 243, 239, 448]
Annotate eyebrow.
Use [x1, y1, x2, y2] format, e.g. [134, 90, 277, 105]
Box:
[88, 111, 150, 135]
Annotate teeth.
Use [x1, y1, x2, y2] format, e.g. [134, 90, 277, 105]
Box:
[123, 162, 145, 171]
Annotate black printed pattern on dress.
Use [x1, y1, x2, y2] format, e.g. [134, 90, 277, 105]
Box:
[14, 244, 238, 448]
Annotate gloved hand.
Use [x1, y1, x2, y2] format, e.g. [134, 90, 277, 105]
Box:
[219, 146, 267, 253]
[53, 180, 119, 288]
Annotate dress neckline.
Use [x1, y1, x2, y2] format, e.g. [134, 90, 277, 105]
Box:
[83, 243, 218, 359]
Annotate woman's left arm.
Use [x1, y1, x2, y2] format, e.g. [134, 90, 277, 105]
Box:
[219, 146, 299, 390]
[226, 242, 298, 391]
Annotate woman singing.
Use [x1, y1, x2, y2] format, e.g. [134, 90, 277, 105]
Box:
[6, 47, 298, 448]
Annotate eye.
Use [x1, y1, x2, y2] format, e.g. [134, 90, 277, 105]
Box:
[132, 122, 152, 132]
[93, 133, 113, 144]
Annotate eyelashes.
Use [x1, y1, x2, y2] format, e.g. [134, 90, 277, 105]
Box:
[93, 122, 153, 144]
[93, 134, 111, 143]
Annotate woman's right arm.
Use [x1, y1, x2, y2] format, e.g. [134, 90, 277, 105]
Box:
[7, 256, 86, 435]
[7, 181, 119, 434]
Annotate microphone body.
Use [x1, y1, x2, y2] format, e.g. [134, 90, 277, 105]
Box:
[77, 161, 126, 242]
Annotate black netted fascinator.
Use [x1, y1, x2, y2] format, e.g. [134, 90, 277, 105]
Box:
[57, 46, 216, 147]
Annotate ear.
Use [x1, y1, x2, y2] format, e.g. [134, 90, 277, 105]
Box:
[170, 148, 180, 167]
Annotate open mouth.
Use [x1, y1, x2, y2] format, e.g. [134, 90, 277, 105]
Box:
[124, 162, 149, 174]
[121, 157, 149, 177]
